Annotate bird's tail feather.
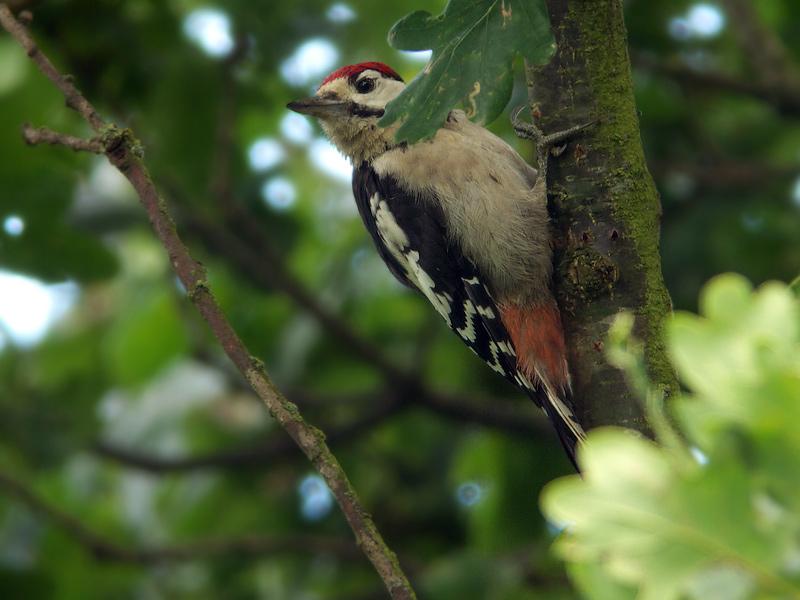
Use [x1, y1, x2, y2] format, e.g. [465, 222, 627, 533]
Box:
[540, 386, 585, 471]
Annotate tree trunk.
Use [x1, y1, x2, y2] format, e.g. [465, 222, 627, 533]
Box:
[527, 0, 678, 432]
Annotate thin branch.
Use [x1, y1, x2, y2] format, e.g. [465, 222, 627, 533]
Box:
[22, 124, 104, 152]
[93, 388, 548, 473]
[635, 55, 800, 117]
[93, 393, 406, 473]
[2, 466, 548, 597]
[0, 8, 102, 129]
[649, 159, 800, 189]
[0, 468, 364, 564]
[0, 6, 416, 598]
[419, 389, 548, 437]
[719, 0, 800, 92]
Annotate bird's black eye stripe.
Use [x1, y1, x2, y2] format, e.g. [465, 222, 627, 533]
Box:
[355, 77, 376, 94]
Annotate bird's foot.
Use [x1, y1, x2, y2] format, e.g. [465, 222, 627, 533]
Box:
[512, 106, 596, 147]
[512, 105, 596, 173]
[511, 105, 546, 143]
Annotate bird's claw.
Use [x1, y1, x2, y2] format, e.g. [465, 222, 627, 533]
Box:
[511, 105, 545, 143]
[511, 105, 596, 148]
[511, 106, 597, 174]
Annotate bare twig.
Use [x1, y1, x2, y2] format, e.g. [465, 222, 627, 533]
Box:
[0, 9, 102, 129]
[0, 6, 415, 598]
[0, 468, 364, 564]
[22, 124, 104, 153]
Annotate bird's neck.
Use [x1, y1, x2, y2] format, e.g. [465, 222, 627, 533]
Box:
[322, 118, 399, 165]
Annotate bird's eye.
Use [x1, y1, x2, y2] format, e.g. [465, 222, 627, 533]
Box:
[355, 78, 376, 94]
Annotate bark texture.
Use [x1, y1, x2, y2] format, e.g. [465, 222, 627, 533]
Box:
[527, 0, 678, 432]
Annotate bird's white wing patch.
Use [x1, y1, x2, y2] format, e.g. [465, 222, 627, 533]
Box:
[405, 250, 453, 326]
[370, 193, 453, 325]
[456, 300, 478, 342]
[371, 193, 409, 248]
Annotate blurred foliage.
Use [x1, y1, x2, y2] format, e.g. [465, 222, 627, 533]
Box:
[0, 0, 798, 598]
[543, 275, 800, 599]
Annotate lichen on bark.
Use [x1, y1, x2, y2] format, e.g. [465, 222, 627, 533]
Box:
[526, 0, 678, 432]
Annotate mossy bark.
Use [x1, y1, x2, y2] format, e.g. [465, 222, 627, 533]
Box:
[527, 0, 678, 432]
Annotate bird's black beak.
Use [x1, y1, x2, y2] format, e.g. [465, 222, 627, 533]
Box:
[287, 97, 350, 119]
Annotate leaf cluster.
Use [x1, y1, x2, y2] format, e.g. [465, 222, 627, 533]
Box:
[543, 274, 800, 600]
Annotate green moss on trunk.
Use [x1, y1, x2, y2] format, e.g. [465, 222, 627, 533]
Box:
[527, 0, 678, 432]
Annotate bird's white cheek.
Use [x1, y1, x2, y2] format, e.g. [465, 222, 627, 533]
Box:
[362, 80, 405, 109]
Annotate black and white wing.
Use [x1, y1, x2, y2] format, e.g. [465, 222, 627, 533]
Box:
[352, 162, 521, 388]
[353, 161, 585, 467]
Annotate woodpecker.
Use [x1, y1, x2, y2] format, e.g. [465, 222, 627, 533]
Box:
[288, 62, 586, 467]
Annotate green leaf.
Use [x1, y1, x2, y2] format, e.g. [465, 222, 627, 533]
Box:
[669, 275, 798, 403]
[566, 561, 636, 600]
[104, 288, 189, 387]
[381, 0, 556, 143]
[543, 277, 800, 599]
[542, 429, 798, 600]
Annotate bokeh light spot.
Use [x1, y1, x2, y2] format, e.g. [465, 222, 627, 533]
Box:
[690, 446, 709, 465]
[3, 214, 24, 237]
[309, 138, 352, 182]
[298, 475, 333, 521]
[280, 38, 339, 87]
[0, 271, 79, 347]
[280, 112, 314, 145]
[791, 176, 800, 208]
[262, 177, 297, 211]
[741, 213, 764, 232]
[183, 8, 235, 58]
[546, 521, 567, 537]
[327, 3, 356, 24]
[669, 4, 725, 40]
[400, 50, 432, 63]
[687, 4, 725, 38]
[455, 481, 485, 507]
[247, 138, 285, 171]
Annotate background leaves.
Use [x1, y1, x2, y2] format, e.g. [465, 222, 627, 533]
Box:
[542, 276, 800, 599]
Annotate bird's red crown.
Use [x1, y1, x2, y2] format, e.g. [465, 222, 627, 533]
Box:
[320, 62, 403, 87]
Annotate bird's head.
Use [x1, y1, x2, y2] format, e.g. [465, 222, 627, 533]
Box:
[288, 62, 405, 164]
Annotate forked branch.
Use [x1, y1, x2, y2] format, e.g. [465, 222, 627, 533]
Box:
[0, 5, 415, 598]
